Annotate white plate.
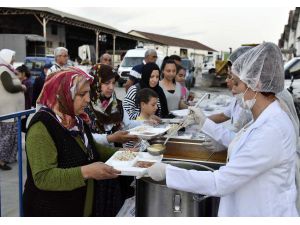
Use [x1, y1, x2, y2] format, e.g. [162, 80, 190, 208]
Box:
[105, 151, 163, 176]
[170, 109, 189, 117]
[128, 125, 170, 140]
[161, 118, 183, 124]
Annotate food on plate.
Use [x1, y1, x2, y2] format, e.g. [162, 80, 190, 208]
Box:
[134, 161, 155, 168]
[132, 126, 147, 132]
[114, 151, 138, 161]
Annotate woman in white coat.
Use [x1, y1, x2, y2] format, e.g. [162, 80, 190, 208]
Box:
[147, 42, 299, 216]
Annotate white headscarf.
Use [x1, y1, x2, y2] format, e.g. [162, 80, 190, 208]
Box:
[0, 49, 16, 65]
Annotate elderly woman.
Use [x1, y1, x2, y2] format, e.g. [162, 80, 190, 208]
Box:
[0, 49, 24, 170]
[147, 42, 299, 216]
[23, 67, 121, 216]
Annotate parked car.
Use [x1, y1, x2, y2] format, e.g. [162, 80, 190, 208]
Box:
[117, 47, 164, 87]
[24, 56, 55, 82]
[284, 57, 300, 79]
[285, 58, 300, 122]
[24, 56, 75, 83]
[181, 58, 195, 90]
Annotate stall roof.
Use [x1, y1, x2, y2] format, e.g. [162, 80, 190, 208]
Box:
[0, 7, 161, 44]
[129, 30, 217, 52]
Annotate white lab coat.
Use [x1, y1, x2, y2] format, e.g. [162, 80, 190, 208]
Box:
[166, 101, 298, 216]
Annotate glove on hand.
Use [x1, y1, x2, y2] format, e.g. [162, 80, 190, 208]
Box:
[188, 106, 207, 128]
[147, 162, 167, 181]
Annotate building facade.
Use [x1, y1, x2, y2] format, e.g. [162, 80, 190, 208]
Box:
[129, 30, 217, 68]
[279, 7, 300, 62]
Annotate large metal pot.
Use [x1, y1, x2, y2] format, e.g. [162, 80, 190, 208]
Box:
[135, 160, 220, 217]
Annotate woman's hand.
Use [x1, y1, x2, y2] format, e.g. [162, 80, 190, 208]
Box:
[107, 130, 139, 143]
[81, 162, 121, 180]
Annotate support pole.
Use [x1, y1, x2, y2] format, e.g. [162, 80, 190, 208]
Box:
[17, 116, 23, 216]
[113, 34, 116, 68]
[95, 31, 99, 63]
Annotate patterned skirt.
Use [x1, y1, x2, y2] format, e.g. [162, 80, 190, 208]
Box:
[0, 121, 18, 163]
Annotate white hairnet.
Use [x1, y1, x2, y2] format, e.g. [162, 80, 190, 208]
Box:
[232, 42, 284, 94]
[229, 46, 253, 64]
[276, 89, 299, 152]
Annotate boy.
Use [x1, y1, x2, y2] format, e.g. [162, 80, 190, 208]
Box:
[136, 88, 158, 120]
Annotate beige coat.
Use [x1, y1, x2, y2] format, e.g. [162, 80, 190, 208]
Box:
[0, 65, 24, 121]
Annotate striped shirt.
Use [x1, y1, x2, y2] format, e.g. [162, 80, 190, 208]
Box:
[123, 85, 162, 119]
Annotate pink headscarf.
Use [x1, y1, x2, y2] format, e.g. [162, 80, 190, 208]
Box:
[38, 67, 93, 129]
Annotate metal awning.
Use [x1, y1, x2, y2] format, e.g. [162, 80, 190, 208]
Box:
[25, 34, 45, 42]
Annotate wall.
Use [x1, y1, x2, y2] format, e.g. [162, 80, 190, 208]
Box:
[46, 22, 66, 55]
[0, 34, 26, 62]
[296, 20, 300, 56]
[136, 42, 212, 69]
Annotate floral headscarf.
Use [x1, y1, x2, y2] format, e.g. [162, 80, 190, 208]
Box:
[89, 63, 119, 114]
[38, 67, 94, 129]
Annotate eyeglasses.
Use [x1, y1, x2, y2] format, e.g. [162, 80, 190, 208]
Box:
[60, 54, 69, 58]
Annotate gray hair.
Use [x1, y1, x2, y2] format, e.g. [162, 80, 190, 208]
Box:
[54, 47, 68, 57]
[100, 53, 111, 62]
[144, 49, 157, 58]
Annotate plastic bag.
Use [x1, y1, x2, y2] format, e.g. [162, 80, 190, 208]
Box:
[116, 196, 136, 217]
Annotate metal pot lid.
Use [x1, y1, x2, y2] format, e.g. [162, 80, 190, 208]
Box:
[142, 160, 214, 185]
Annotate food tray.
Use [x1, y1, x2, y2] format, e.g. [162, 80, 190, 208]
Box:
[128, 125, 171, 140]
[163, 134, 193, 140]
[105, 151, 163, 176]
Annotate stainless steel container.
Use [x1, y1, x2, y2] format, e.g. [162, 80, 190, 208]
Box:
[135, 160, 220, 217]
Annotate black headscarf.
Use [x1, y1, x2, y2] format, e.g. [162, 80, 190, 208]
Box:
[139, 63, 169, 118]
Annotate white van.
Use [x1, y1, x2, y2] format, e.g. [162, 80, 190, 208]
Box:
[117, 48, 164, 86]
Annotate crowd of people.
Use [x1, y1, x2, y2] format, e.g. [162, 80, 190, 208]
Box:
[0, 42, 300, 216]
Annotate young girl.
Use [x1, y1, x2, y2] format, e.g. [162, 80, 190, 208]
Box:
[159, 59, 188, 111]
[136, 88, 158, 121]
[16, 64, 33, 110]
[175, 64, 195, 105]
[175, 65, 188, 101]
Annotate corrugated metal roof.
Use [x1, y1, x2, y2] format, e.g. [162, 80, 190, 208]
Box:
[129, 30, 217, 52]
[0, 7, 161, 44]
[23, 7, 121, 32]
